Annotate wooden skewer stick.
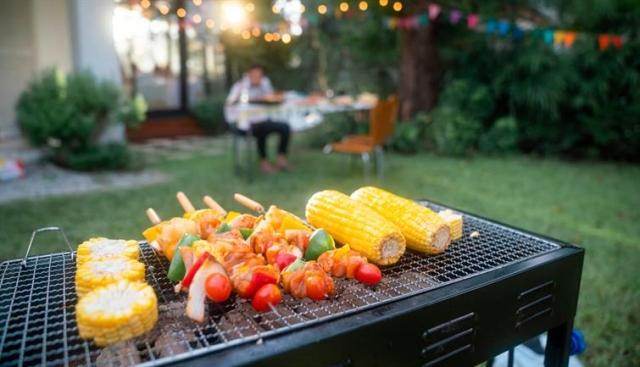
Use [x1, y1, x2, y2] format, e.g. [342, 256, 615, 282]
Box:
[146, 208, 162, 225]
[234, 193, 265, 214]
[176, 191, 196, 213]
[203, 195, 227, 216]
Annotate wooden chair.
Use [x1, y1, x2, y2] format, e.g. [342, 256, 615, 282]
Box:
[323, 96, 398, 179]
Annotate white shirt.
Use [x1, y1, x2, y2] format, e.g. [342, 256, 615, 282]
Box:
[225, 76, 276, 130]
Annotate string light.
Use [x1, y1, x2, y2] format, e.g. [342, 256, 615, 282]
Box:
[282, 33, 292, 44]
[392, 1, 402, 12]
[299, 4, 306, 13]
[359, 1, 368, 11]
[245, 2, 255, 12]
[159, 4, 170, 15]
[206, 19, 215, 29]
[318, 4, 327, 14]
[339, 2, 349, 12]
[140, 0, 151, 9]
[192, 14, 201, 23]
[379, 0, 388, 6]
[272, 33, 281, 42]
[192, 0, 202, 5]
[176, 7, 187, 18]
[220, 23, 228, 31]
[251, 27, 261, 37]
[264, 33, 274, 42]
[241, 30, 251, 39]
[272, 4, 280, 13]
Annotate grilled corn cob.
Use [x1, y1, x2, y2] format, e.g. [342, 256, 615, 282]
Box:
[76, 238, 139, 265]
[438, 209, 464, 241]
[76, 281, 157, 346]
[351, 187, 451, 255]
[305, 190, 406, 265]
[75, 258, 146, 297]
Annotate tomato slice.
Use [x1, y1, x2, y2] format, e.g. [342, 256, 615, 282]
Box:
[251, 284, 282, 312]
[275, 252, 298, 271]
[205, 273, 232, 302]
[304, 275, 328, 301]
[354, 263, 382, 286]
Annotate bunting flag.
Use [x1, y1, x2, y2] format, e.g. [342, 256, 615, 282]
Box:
[381, 3, 627, 52]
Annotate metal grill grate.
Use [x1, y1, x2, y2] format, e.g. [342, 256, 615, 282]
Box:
[0, 202, 560, 366]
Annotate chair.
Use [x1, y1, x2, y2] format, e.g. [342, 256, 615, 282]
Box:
[324, 95, 398, 179]
[229, 123, 256, 182]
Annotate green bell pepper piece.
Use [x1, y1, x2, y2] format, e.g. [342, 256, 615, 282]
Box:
[304, 229, 336, 260]
[216, 223, 232, 233]
[239, 228, 254, 240]
[167, 233, 200, 282]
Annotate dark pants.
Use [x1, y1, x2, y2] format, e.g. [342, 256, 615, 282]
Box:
[242, 120, 290, 159]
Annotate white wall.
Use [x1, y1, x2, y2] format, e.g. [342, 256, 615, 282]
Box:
[70, 0, 121, 84]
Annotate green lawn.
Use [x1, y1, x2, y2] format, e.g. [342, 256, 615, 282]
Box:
[1, 146, 639, 366]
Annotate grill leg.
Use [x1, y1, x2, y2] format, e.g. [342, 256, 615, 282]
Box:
[507, 348, 514, 367]
[544, 320, 573, 367]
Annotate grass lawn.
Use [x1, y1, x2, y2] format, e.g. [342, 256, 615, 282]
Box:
[1, 144, 639, 366]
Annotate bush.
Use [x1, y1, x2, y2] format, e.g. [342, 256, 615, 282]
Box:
[63, 144, 132, 171]
[430, 80, 492, 156]
[479, 116, 519, 154]
[190, 95, 227, 135]
[16, 68, 146, 170]
[389, 113, 429, 154]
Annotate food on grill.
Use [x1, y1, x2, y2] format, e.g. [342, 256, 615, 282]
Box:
[143, 216, 198, 261]
[264, 205, 311, 233]
[184, 209, 223, 239]
[304, 229, 336, 261]
[305, 190, 406, 265]
[351, 186, 451, 255]
[316, 244, 381, 286]
[281, 260, 335, 300]
[206, 273, 233, 302]
[75, 258, 146, 297]
[251, 283, 282, 312]
[470, 231, 480, 238]
[167, 233, 199, 282]
[438, 209, 464, 241]
[76, 281, 158, 346]
[186, 257, 228, 322]
[76, 238, 139, 265]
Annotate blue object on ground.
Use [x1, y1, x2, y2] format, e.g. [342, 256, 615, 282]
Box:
[570, 329, 586, 355]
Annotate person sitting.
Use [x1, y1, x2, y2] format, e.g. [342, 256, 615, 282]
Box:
[225, 64, 291, 174]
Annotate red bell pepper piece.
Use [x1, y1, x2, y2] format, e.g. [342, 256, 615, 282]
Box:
[182, 253, 209, 288]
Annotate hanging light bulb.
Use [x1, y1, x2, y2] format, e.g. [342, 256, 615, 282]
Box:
[317, 4, 327, 14]
[141, 0, 151, 9]
[176, 8, 187, 18]
[359, 1, 368, 11]
[339, 2, 349, 12]
[272, 33, 281, 42]
[251, 27, 261, 37]
[192, 0, 202, 5]
[245, 2, 255, 12]
[241, 30, 251, 39]
[392, 1, 402, 12]
[379, 0, 389, 6]
[206, 19, 215, 29]
[282, 33, 292, 44]
[192, 14, 201, 23]
[264, 33, 274, 42]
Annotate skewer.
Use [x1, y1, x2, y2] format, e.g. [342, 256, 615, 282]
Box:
[234, 193, 265, 214]
[146, 208, 161, 225]
[203, 195, 227, 216]
[176, 191, 196, 213]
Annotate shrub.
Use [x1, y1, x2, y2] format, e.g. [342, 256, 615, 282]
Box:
[430, 80, 492, 156]
[389, 113, 429, 154]
[16, 68, 146, 170]
[190, 95, 227, 135]
[479, 116, 519, 154]
[63, 144, 132, 171]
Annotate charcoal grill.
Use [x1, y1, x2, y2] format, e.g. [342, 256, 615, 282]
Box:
[0, 200, 584, 367]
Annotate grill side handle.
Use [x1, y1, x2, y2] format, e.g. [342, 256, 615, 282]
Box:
[22, 227, 74, 267]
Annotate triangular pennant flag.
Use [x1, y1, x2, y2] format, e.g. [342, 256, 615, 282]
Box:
[485, 19, 497, 33]
[418, 14, 429, 26]
[428, 4, 441, 20]
[498, 20, 510, 35]
[612, 35, 623, 48]
[450, 10, 462, 24]
[467, 14, 479, 29]
[563, 31, 577, 48]
[554, 31, 566, 46]
[543, 29, 554, 44]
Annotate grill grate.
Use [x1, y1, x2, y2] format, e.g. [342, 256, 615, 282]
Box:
[0, 202, 560, 366]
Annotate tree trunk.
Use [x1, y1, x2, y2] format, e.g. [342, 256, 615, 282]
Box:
[398, 3, 441, 120]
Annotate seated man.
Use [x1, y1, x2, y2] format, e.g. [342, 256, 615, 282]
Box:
[225, 64, 291, 173]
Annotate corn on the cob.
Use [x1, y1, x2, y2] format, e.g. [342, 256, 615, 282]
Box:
[76, 281, 157, 346]
[75, 258, 145, 297]
[351, 187, 451, 255]
[305, 190, 406, 265]
[76, 238, 139, 265]
[438, 209, 464, 241]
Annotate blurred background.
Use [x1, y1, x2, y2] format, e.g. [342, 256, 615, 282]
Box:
[0, 0, 638, 365]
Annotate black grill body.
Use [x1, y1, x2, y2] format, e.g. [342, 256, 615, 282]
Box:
[0, 200, 584, 367]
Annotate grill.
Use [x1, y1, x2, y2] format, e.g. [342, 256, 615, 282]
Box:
[0, 200, 584, 367]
